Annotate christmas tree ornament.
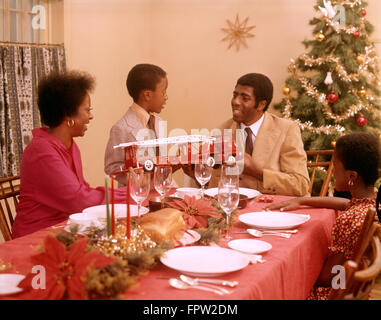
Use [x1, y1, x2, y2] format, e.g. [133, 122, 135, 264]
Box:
[315, 31, 325, 42]
[327, 92, 338, 103]
[360, 9, 367, 17]
[331, 140, 336, 148]
[358, 87, 367, 97]
[318, 0, 336, 19]
[324, 72, 333, 85]
[356, 115, 367, 127]
[356, 55, 364, 64]
[282, 86, 291, 95]
[353, 31, 361, 38]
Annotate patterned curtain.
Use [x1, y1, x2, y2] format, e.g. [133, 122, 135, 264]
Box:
[0, 44, 66, 178]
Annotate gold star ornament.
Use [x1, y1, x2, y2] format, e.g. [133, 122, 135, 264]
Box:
[221, 14, 256, 51]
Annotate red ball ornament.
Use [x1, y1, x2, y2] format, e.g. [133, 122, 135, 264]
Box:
[353, 31, 361, 38]
[361, 9, 367, 17]
[327, 92, 338, 103]
[356, 115, 367, 127]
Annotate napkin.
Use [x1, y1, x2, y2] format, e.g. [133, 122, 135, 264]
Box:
[247, 255, 265, 264]
[67, 218, 104, 234]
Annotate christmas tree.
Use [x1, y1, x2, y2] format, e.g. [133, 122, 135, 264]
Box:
[274, 0, 381, 153]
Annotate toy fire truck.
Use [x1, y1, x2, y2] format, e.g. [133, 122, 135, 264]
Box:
[113, 135, 237, 171]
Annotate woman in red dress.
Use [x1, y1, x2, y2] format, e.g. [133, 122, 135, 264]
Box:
[12, 71, 127, 238]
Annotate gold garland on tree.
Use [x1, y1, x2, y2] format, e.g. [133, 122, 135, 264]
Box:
[298, 77, 381, 123]
[283, 53, 381, 133]
[334, 0, 364, 8]
[298, 46, 380, 84]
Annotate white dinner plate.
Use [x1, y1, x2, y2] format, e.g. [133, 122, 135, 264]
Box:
[83, 204, 149, 219]
[160, 246, 249, 277]
[228, 239, 272, 254]
[0, 274, 25, 295]
[204, 187, 261, 200]
[239, 211, 310, 230]
[176, 230, 201, 247]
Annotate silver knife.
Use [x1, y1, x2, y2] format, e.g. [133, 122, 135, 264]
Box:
[181, 275, 238, 287]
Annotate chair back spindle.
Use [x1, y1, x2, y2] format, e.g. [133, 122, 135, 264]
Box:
[306, 150, 334, 197]
[0, 175, 20, 241]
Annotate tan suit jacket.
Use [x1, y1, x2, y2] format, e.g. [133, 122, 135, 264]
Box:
[209, 112, 310, 196]
[104, 106, 162, 186]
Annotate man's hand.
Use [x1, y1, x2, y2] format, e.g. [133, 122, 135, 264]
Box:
[243, 153, 263, 181]
[181, 164, 195, 178]
[171, 163, 183, 173]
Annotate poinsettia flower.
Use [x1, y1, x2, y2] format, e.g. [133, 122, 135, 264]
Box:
[18, 235, 117, 300]
[168, 196, 221, 229]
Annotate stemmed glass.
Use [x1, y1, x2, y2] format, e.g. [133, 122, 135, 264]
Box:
[129, 171, 151, 219]
[195, 163, 212, 198]
[217, 180, 239, 240]
[154, 165, 173, 208]
[220, 163, 240, 186]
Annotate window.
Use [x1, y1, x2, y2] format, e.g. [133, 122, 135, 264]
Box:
[0, 0, 50, 43]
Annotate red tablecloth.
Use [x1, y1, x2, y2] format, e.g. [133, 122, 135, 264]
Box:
[0, 194, 336, 300]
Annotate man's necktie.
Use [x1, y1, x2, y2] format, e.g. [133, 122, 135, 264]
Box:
[245, 127, 254, 155]
[147, 114, 156, 136]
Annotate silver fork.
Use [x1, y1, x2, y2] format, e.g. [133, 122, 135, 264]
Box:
[169, 278, 226, 295]
[180, 275, 233, 294]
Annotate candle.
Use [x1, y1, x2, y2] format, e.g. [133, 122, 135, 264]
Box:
[105, 175, 111, 237]
[126, 173, 131, 239]
[111, 174, 115, 236]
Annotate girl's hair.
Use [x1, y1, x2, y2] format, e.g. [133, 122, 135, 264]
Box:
[335, 132, 380, 186]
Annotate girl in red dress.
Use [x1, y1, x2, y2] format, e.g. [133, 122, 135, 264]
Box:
[266, 132, 380, 299]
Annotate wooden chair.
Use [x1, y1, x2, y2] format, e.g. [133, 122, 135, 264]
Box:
[329, 208, 381, 300]
[0, 175, 20, 241]
[306, 150, 334, 196]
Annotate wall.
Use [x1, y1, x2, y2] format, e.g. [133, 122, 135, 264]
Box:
[64, 0, 152, 186]
[63, 0, 381, 187]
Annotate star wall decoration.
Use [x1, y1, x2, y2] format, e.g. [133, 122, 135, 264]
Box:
[221, 14, 256, 51]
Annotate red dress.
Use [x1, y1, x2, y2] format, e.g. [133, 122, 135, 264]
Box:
[12, 128, 127, 238]
[308, 197, 376, 300]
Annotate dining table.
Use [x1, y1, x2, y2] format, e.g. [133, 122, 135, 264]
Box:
[0, 191, 336, 300]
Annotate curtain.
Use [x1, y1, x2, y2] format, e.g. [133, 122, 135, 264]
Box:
[0, 44, 66, 178]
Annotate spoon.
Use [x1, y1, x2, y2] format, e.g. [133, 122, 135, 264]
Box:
[179, 275, 232, 294]
[247, 229, 291, 238]
[169, 278, 225, 295]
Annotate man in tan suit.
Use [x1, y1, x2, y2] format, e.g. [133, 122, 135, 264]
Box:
[104, 64, 168, 186]
[210, 73, 309, 196]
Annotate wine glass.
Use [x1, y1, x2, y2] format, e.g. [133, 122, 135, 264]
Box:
[220, 163, 240, 186]
[217, 180, 239, 240]
[154, 165, 173, 208]
[195, 163, 212, 198]
[129, 171, 151, 219]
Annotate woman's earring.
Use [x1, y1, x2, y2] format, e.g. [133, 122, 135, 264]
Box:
[67, 119, 75, 128]
[348, 180, 354, 187]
